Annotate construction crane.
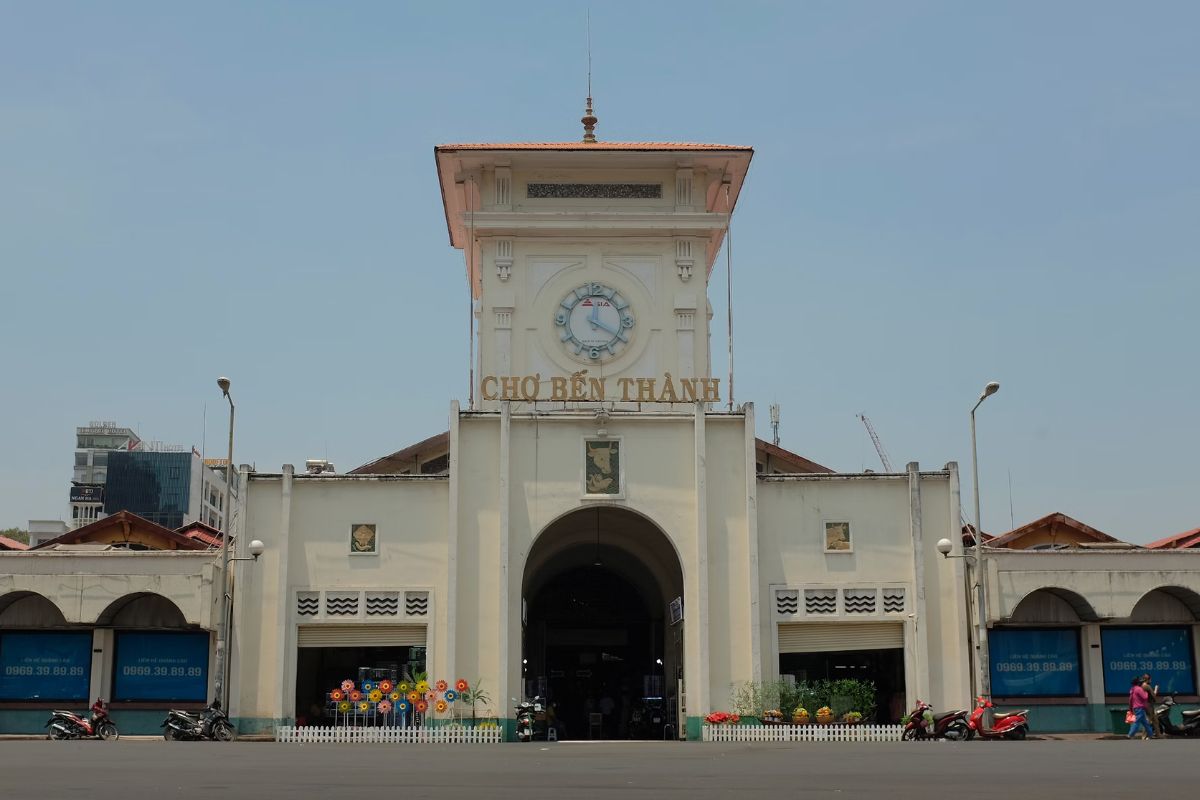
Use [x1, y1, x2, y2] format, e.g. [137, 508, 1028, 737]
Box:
[857, 414, 894, 472]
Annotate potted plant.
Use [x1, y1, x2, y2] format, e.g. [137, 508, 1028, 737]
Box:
[842, 711, 862, 724]
[792, 707, 810, 725]
[762, 709, 784, 725]
[815, 706, 834, 724]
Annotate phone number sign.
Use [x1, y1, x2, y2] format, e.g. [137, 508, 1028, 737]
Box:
[113, 632, 209, 701]
[1101, 627, 1195, 695]
[989, 629, 1082, 697]
[0, 632, 92, 701]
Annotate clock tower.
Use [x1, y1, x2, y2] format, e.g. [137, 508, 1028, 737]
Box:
[434, 130, 753, 410]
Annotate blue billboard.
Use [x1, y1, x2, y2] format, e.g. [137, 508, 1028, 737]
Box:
[1101, 627, 1195, 696]
[113, 631, 209, 701]
[989, 628, 1082, 697]
[0, 632, 92, 701]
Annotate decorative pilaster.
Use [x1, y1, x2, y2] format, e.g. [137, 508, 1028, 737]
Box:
[675, 238, 695, 282]
[494, 238, 513, 282]
[493, 166, 512, 211]
[675, 168, 694, 211]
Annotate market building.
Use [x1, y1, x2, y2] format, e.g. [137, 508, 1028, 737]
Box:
[227, 130, 972, 738]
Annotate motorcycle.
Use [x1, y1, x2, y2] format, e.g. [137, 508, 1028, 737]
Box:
[161, 700, 236, 741]
[967, 696, 1030, 740]
[514, 696, 546, 742]
[1156, 695, 1200, 737]
[901, 699, 971, 740]
[46, 698, 119, 741]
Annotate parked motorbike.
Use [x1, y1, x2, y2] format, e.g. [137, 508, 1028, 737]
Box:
[1156, 695, 1200, 737]
[901, 699, 971, 740]
[46, 698, 119, 741]
[514, 696, 546, 742]
[161, 700, 236, 741]
[967, 696, 1030, 740]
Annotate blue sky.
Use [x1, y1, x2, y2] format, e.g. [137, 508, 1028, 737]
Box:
[2, 1, 1197, 541]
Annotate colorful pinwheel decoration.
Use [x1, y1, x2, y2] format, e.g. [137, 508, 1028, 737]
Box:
[349, 690, 363, 702]
[435, 679, 448, 692]
[398, 682, 410, 693]
[362, 680, 374, 691]
[330, 688, 345, 702]
[378, 679, 394, 693]
[388, 691, 401, 702]
[357, 701, 370, 713]
[397, 700, 410, 713]
[415, 700, 428, 714]
[415, 680, 430, 694]
[378, 700, 392, 714]
[435, 699, 448, 714]
[443, 689, 458, 702]
[369, 689, 383, 703]
[338, 701, 351, 713]
[407, 690, 421, 703]
[455, 679, 469, 693]
[341, 679, 355, 692]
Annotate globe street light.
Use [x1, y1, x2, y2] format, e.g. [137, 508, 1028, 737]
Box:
[213, 377, 235, 709]
[970, 381, 1000, 701]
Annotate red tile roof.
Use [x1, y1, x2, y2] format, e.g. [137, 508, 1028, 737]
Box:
[1146, 527, 1200, 550]
[986, 511, 1124, 549]
[435, 142, 752, 152]
[0, 535, 29, 551]
[178, 522, 224, 549]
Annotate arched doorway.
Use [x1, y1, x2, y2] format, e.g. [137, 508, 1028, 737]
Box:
[522, 506, 683, 740]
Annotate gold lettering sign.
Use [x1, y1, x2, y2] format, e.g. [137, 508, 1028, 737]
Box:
[479, 374, 720, 404]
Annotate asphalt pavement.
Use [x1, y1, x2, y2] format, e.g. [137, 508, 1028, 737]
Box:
[0, 739, 1193, 799]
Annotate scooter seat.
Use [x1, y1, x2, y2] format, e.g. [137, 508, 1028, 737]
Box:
[992, 710, 1027, 720]
[1181, 709, 1200, 720]
[932, 711, 961, 722]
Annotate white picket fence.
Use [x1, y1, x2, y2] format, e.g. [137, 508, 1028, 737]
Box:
[276, 726, 504, 744]
[703, 723, 903, 743]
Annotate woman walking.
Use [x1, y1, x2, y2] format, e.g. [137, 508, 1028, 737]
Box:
[1127, 676, 1155, 740]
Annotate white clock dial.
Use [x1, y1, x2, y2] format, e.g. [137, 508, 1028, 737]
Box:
[554, 282, 635, 362]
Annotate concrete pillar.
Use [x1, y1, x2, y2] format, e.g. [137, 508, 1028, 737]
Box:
[444, 401, 460, 685]
[743, 403, 761, 684]
[272, 464, 294, 725]
[687, 402, 709, 738]
[907, 462, 930, 704]
[498, 401, 511, 716]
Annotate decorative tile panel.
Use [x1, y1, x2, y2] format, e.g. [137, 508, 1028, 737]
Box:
[883, 588, 907, 614]
[775, 589, 799, 616]
[404, 591, 429, 617]
[365, 591, 400, 617]
[325, 592, 360, 616]
[843, 588, 877, 615]
[805, 588, 837, 615]
[296, 591, 320, 617]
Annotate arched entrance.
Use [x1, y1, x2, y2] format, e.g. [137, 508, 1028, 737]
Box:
[522, 506, 683, 740]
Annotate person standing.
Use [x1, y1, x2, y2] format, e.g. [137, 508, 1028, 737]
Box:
[1127, 676, 1154, 740]
[1141, 674, 1161, 736]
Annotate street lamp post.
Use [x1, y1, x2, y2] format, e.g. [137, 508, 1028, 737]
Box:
[214, 377, 235, 709]
[970, 380, 1000, 701]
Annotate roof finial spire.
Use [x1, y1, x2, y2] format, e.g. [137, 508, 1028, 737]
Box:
[582, 10, 597, 143]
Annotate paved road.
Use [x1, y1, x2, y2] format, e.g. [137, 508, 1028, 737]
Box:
[0, 739, 1191, 799]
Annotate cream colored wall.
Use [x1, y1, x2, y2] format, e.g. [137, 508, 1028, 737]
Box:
[234, 471, 449, 725]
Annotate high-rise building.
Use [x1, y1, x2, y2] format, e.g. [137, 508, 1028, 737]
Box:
[70, 421, 141, 527]
[102, 450, 233, 531]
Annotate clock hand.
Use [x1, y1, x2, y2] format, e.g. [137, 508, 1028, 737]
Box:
[588, 304, 601, 329]
[592, 316, 620, 336]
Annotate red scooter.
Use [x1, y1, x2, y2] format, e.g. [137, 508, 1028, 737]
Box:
[902, 699, 971, 740]
[46, 698, 119, 740]
[967, 696, 1029, 740]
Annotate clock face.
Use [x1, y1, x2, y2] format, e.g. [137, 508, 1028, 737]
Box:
[554, 282, 635, 362]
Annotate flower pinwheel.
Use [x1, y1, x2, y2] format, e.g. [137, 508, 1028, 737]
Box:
[435, 679, 448, 692]
[330, 688, 345, 702]
[415, 680, 430, 694]
[398, 682, 410, 693]
[388, 691, 401, 702]
[455, 679, 469, 693]
[362, 681, 374, 692]
[435, 699, 448, 713]
[415, 700, 428, 714]
[378, 700, 393, 714]
[349, 690, 363, 702]
[444, 689, 458, 702]
[407, 690, 421, 703]
[337, 701, 351, 713]
[341, 679, 355, 692]
[379, 679, 394, 693]
[357, 701, 370, 713]
[397, 700, 410, 713]
[369, 689, 383, 703]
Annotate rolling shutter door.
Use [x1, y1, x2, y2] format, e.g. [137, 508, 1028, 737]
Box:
[777, 622, 903, 653]
[296, 624, 426, 648]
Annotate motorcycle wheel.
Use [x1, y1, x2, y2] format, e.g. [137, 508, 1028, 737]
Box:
[48, 725, 69, 741]
[1006, 726, 1027, 741]
[98, 722, 119, 741]
[945, 721, 970, 741]
[213, 721, 236, 742]
[901, 727, 920, 741]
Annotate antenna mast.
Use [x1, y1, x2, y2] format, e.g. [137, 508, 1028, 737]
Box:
[581, 11, 598, 142]
[769, 404, 781, 446]
[858, 413, 894, 472]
